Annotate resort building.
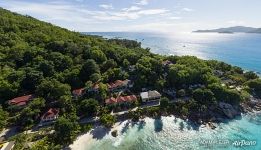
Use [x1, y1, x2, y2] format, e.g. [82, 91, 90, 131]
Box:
[40, 108, 59, 123]
[140, 90, 162, 103]
[105, 95, 137, 105]
[107, 79, 133, 92]
[72, 88, 86, 98]
[8, 94, 34, 107]
[162, 60, 173, 67]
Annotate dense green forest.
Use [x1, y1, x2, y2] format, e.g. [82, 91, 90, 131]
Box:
[0, 8, 261, 149]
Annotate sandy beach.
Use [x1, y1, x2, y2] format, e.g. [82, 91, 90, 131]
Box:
[70, 120, 130, 150]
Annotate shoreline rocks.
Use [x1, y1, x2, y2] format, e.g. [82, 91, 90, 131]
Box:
[219, 102, 240, 119]
[111, 130, 118, 137]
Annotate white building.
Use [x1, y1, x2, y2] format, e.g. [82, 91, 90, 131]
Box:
[140, 90, 162, 103]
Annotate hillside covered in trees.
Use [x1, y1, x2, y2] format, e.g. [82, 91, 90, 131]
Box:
[0, 8, 261, 149]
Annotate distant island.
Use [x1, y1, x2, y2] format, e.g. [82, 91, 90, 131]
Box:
[194, 26, 261, 34]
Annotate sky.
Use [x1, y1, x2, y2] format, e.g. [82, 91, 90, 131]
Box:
[0, 0, 261, 33]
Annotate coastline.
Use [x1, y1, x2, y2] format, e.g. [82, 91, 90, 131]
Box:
[70, 112, 261, 150]
[70, 120, 131, 150]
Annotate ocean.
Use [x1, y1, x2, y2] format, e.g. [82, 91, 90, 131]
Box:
[87, 32, 261, 74]
[74, 32, 261, 150]
[72, 114, 261, 150]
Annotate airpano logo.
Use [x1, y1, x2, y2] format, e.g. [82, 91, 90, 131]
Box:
[199, 139, 257, 148]
[232, 140, 256, 147]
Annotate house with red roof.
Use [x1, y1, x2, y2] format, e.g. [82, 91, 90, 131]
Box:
[8, 94, 34, 107]
[105, 95, 137, 105]
[72, 88, 86, 98]
[40, 108, 59, 123]
[107, 79, 132, 92]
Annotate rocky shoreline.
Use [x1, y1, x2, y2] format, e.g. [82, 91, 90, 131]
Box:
[122, 99, 261, 131]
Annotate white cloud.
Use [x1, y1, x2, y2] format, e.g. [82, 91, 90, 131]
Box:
[170, 16, 182, 20]
[122, 6, 141, 11]
[227, 20, 245, 25]
[92, 8, 169, 21]
[182, 8, 194, 12]
[0, 0, 173, 31]
[99, 4, 113, 9]
[135, 0, 149, 6]
[137, 9, 169, 15]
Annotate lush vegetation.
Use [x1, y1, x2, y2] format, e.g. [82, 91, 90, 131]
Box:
[0, 105, 8, 131]
[0, 7, 260, 148]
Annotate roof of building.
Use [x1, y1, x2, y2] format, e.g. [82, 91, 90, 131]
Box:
[8, 94, 34, 106]
[140, 90, 161, 99]
[72, 88, 85, 96]
[162, 60, 173, 66]
[140, 92, 149, 99]
[105, 97, 117, 104]
[107, 79, 130, 89]
[92, 83, 99, 90]
[105, 95, 137, 105]
[41, 108, 59, 120]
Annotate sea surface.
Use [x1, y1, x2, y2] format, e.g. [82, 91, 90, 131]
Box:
[74, 114, 261, 150]
[87, 32, 261, 74]
[78, 32, 261, 150]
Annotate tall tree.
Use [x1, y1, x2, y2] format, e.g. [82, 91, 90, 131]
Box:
[54, 116, 80, 145]
[79, 59, 100, 82]
[36, 79, 71, 101]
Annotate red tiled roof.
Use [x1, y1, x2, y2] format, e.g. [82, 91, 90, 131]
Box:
[108, 80, 123, 89]
[92, 83, 99, 90]
[8, 94, 34, 106]
[107, 80, 129, 89]
[73, 88, 85, 96]
[41, 108, 59, 120]
[105, 95, 137, 105]
[16, 102, 27, 106]
[105, 97, 117, 104]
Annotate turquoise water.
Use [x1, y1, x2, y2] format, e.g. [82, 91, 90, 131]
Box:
[82, 113, 261, 150]
[87, 32, 261, 74]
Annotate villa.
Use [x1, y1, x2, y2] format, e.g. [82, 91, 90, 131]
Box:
[72, 88, 86, 98]
[40, 108, 59, 124]
[140, 90, 162, 103]
[162, 60, 173, 67]
[107, 79, 133, 92]
[105, 95, 137, 105]
[8, 94, 34, 107]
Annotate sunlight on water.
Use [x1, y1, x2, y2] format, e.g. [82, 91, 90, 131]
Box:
[87, 32, 261, 74]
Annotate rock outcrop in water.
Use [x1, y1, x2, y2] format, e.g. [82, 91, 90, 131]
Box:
[111, 130, 118, 137]
[219, 102, 240, 119]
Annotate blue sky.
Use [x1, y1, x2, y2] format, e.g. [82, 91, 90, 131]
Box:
[0, 0, 261, 32]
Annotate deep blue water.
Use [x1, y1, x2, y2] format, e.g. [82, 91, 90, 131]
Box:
[87, 32, 261, 74]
